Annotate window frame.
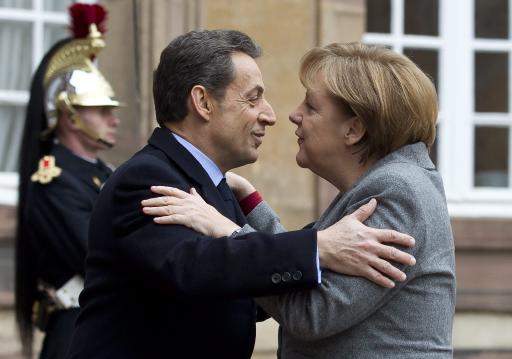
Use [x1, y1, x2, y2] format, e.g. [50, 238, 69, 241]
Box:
[364, 0, 512, 218]
[0, 0, 68, 206]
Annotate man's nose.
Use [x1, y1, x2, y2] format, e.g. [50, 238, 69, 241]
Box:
[258, 99, 276, 126]
[110, 114, 121, 127]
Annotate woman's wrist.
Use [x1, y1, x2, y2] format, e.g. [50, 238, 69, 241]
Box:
[233, 185, 256, 201]
[239, 191, 263, 215]
[213, 221, 241, 238]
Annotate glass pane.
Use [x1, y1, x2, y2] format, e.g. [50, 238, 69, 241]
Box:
[44, 23, 69, 53]
[0, 21, 32, 91]
[366, 0, 391, 33]
[475, 0, 508, 39]
[429, 125, 439, 167]
[403, 48, 439, 92]
[0, 106, 26, 172]
[44, 0, 73, 12]
[0, 0, 31, 9]
[404, 0, 439, 36]
[474, 126, 509, 187]
[474, 52, 508, 112]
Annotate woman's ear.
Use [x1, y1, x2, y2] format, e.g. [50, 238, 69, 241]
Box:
[190, 85, 213, 122]
[344, 116, 366, 146]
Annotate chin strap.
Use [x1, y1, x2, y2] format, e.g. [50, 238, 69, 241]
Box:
[56, 92, 114, 148]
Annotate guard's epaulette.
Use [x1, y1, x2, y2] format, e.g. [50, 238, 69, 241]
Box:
[31, 155, 62, 185]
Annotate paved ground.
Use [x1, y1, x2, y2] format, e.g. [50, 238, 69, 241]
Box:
[0, 309, 43, 359]
[0, 308, 278, 359]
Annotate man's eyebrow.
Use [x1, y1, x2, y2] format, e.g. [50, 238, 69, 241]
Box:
[245, 85, 264, 97]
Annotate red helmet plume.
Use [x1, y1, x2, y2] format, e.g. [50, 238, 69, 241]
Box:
[69, 3, 108, 39]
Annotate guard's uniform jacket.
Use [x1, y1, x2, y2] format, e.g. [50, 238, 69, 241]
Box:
[28, 144, 112, 289]
[26, 144, 113, 359]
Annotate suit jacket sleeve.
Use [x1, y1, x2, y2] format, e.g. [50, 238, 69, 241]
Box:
[245, 201, 287, 234]
[245, 201, 315, 232]
[255, 169, 438, 340]
[109, 154, 319, 299]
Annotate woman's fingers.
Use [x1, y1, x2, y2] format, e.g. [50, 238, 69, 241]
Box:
[154, 213, 189, 225]
[189, 187, 207, 203]
[141, 186, 190, 207]
[150, 186, 189, 197]
[143, 204, 177, 216]
[141, 196, 180, 207]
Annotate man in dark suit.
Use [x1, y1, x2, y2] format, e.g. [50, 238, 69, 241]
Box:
[68, 30, 416, 359]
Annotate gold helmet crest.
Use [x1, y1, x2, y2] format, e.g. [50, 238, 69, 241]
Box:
[43, 4, 120, 146]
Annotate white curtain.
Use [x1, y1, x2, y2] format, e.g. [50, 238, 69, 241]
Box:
[0, 0, 72, 172]
[0, 0, 31, 9]
[0, 18, 31, 172]
[44, 22, 68, 53]
[44, 0, 75, 12]
[0, 107, 25, 172]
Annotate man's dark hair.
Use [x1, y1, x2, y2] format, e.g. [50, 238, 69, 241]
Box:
[153, 29, 262, 126]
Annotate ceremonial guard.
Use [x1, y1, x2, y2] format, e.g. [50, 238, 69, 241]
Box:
[14, 4, 121, 358]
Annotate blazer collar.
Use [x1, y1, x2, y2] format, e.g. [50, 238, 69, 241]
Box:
[342, 142, 435, 200]
[378, 142, 435, 170]
[148, 127, 215, 189]
[147, 127, 247, 225]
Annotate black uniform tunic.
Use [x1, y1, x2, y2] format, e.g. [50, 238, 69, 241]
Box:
[26, 144, 112, 359]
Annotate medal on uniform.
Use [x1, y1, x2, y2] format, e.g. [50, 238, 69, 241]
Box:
[31, 155, 62, 184]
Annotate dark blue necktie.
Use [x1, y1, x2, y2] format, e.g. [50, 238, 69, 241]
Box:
[217, 178, 237, 221]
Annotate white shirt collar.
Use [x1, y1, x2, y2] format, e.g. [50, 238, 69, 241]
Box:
[171, 132, 224, 186]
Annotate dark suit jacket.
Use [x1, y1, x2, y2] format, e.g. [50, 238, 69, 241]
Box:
[68, 127, 318, 359]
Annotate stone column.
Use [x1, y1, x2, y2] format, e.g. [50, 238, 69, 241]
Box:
[202, 0, 319, 230]
[316, 0, 366, 215]
[99, 0, 202, 166]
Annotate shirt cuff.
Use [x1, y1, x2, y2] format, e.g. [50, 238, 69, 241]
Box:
[316, 245, 322, 284]
[239, 191, 263, 215]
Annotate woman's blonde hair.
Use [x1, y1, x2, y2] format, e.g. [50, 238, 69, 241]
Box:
[299, 42, 438, 163]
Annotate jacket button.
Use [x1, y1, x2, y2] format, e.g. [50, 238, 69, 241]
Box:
[271, 273, 282, 284]
[292, 270, 303, 281]
[282, 272, 292, 282]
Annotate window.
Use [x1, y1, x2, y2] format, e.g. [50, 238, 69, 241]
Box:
[365, 0, 512, 218]
[0, 0, 75, 205]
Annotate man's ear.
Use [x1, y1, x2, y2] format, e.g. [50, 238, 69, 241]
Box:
[190, 85, 213, 121]
[344, 116, 366, 146]
[58, 109, 76, 131]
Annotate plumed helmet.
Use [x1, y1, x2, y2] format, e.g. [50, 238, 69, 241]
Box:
[43, 4, 120, 133]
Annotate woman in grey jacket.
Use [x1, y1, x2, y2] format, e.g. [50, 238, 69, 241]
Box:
[143, 42, 456, 358]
